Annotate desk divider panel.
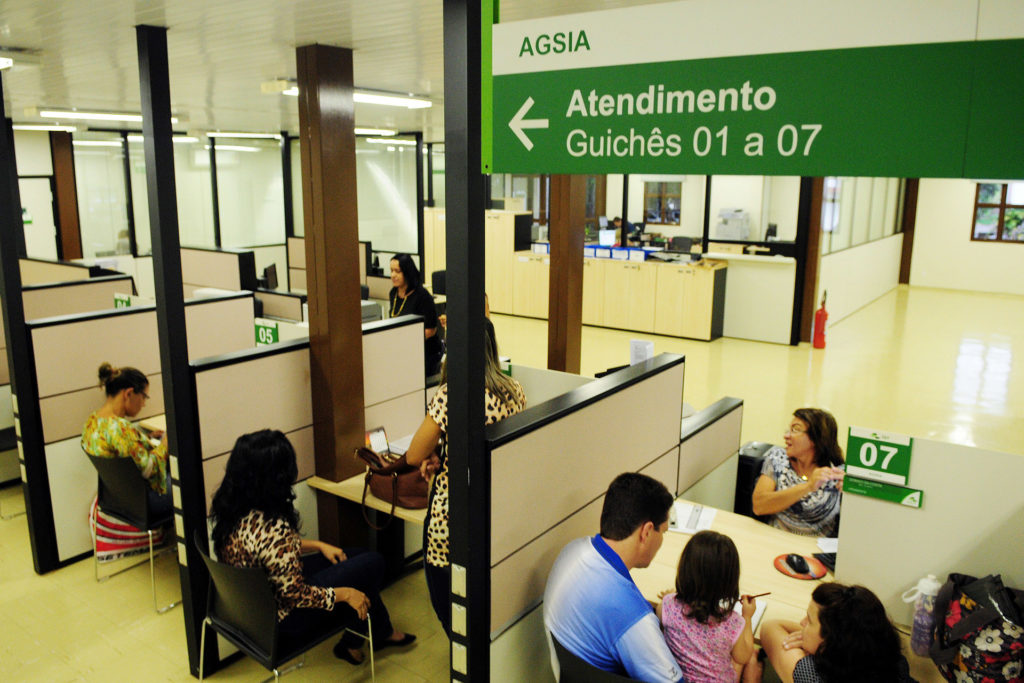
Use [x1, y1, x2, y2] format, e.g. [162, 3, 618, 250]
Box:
[837, 439, 1024, 625]
[23, 275, 135, 321]
[362, 316, 425, 408]
[677, 397, 743, 495]
[485, 355, 685, 642]
[19, 258, 92, 285]
[180, 247, 257, 293]
[284, 238, 370, 293]
[21, 294, 258, 566]
[254, 289, 306, 321]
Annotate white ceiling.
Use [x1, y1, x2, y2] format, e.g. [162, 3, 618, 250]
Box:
[0, 0, 662, 141]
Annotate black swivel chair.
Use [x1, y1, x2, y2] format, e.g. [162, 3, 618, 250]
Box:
[550, 634, 638, 682]
[431, 269, 446, 296]
[86, 452, 180, 613]
[733, 441, 775, 524]
[194, 534, 374, 681]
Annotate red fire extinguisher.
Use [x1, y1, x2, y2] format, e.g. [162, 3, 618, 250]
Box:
[812, 291, 828, 349]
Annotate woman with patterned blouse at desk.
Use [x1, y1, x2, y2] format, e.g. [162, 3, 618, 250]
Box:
[751, 408, 845, 537]
[81, 363, 170, 515]
[759, 583, 915, 683]
[405, 319, 526, 636]
[389, 253, 443, 375]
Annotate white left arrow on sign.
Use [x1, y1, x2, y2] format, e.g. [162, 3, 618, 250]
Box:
[509, 97, 549, 151]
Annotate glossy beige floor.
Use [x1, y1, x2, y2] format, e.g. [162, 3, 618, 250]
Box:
[1, 284, 1021, 681]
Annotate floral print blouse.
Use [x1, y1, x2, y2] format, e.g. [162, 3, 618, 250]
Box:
[81, 413, 168, 495]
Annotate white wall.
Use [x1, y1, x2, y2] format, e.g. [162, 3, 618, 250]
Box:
[13, 131, 53, 176]
[911, 179, 1024, 295]
[817, 233, 903, 326]
[765, 176, 801, 242]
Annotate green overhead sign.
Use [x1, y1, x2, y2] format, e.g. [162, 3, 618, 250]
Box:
[486, 0, 1024, 179]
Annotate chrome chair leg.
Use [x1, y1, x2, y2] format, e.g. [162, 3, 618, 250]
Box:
[199, 617, 208, 681]
[150, 529, 181, 614]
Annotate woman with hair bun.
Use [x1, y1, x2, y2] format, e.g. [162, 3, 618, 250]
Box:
[82, 363, 169, 512]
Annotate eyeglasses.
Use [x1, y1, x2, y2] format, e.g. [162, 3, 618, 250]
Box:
[785, 424, 807, 435]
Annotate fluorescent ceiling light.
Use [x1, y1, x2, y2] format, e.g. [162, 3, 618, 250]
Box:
[12, 124, 77, 132]
[366, 137, 416, 146]
[127, 134, 198, 144]
[0, 58, 12, 70]
[72, 140, 123, 148]
[205, 144, 259, 153]
[355, 128, 397, 136]
[208, 131, 281, 140]
[279, 85, 430, 109]
[354, 92, 431, 109]
[36, 108, 179, 124]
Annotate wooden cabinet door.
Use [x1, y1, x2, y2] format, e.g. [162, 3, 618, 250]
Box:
[582, 258, 605, 326]
[534, 255, 550, 319]
[485, 213, 513, 313]
[601, 261, 632, 329]
[682, 266, 716, 340]
[626, 263, 657, 333]
[512, 252, 533, 316]
[654, 263, 688, 336]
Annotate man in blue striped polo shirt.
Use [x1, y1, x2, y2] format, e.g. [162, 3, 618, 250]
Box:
[544, 472, 684, 682]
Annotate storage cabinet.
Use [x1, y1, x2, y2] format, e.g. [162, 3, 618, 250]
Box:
[582, 258, 605, 325]
[653, 261, 727, 340]
[654, 264, 689, 337]
[484, 211, 532, 314]
[512, 253, 549, 318]
[602, 261, 656, 333]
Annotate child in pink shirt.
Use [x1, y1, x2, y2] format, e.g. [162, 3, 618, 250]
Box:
[658, 530, 758, 682]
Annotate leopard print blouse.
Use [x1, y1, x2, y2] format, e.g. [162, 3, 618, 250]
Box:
[217, 510, 334, 621]
[425, 381, 527, 568]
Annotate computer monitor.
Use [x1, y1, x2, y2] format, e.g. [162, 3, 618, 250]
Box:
[765, 223, 778, 241]
[598, 229, 616, 246]
[670, 236, 693, 253]
[258, 263, 279, 290]
[598, 216, 609, 228]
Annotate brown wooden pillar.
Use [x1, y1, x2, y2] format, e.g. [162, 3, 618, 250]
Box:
[49, 131, 82, 260]
[547, 175, 586, 372]
[898, 179, 919, 284]
[296, 44, 365, 542]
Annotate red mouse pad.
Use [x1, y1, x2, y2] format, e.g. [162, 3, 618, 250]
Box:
[773, 554, 828, 580]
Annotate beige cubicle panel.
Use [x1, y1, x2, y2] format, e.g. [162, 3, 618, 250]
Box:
[287, 237, 306, 270]
[837, 439, 1024, 625]
[180, 247, 256, 292]
[23, 275, 135, 321]
[185, 295, 255, 360]
[288, 268, 306, 293]
[255, 290, 305, 321]
[678, 399, 743, 494]
[488, 357, 685, 635]
[19, 258, 92, 285]
[362, 317, 426, 440]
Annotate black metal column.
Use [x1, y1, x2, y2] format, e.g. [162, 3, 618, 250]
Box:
[701, 175, 712, 252]
[444, 0, 488, 679]
[136, 24, 210, 676]
[620, 174, 630, 245]
[425, 142, 435, 207]
[208, 136, 222, 247]
[121, 131, 139, 256]
[281, 131, 294, 238]
[0, 80, 59, 574]
[790, 177, 815, 346]
[414, 131, 425, 266]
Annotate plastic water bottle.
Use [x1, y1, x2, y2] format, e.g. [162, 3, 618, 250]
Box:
[902, 574, 942, 656]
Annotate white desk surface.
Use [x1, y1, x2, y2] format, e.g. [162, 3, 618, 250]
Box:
[138, 414, 166, 433]
[307, 474, 427, 525]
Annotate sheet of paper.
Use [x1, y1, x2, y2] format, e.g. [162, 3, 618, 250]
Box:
[388, 433, 414, 456]
[816, 537, 839, 553]
[732, 598, 768, 632]
[668, 501, 716, 534]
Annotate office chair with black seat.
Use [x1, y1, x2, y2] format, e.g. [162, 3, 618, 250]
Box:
[431, 269, 446, 296]
[194, 534, 375, 682]
[86, 452, 180, 614]
[550, 634, 639, 682]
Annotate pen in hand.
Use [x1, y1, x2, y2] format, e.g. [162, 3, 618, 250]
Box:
[743, 592, 771, 600]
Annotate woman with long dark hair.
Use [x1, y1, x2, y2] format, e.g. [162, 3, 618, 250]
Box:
[405, 319, 527, 635]
[389, 253, 443, 375]
[751, 408, 845, 537]
[82, 363, 170, 514]
[760, 583, 915, 682]
[210, 430, 414, 665]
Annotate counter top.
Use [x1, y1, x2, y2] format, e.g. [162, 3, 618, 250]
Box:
[703, 252, 796, 264]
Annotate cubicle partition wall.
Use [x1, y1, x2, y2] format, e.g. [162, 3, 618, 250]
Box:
[677, 397, 744, 510]
[837, 438, 1024, 626]
[17, 293, 256, 572]
[482, 355, 685, 682]
[19, 257, 93, 285]
[285, 237, 369, 295]
[253, 288, 306, 322]
[178, 315, 425, 672]
[0, 322, 14, 484]
[180, 247, 257, 297]
[22, 274, 136, 320]
[246, 243, 289, 291]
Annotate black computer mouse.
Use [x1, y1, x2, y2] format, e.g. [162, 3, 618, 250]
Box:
[785, 553, 810, 574]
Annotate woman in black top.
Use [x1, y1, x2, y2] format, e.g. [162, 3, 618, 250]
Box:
[389, 253, 443, 375]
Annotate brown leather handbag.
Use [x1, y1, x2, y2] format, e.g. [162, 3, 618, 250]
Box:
[354, 447, 429, 529]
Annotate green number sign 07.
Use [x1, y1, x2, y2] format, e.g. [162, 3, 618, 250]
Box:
[845, 427, 913, 486]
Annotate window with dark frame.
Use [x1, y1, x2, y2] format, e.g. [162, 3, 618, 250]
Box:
[972, 182, 1024, 242]
[643, 181, 681, 225]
